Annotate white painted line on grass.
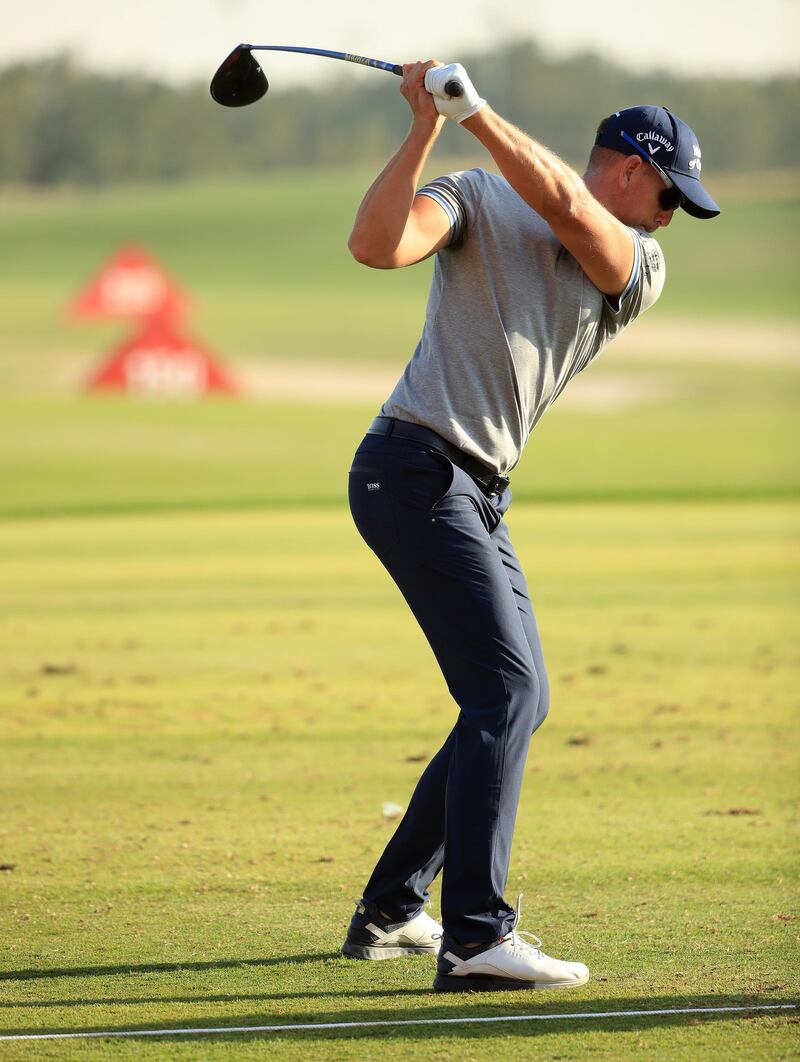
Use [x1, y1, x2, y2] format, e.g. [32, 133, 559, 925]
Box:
[0, 1003, 796, 1041]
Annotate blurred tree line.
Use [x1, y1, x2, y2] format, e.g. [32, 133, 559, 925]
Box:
[1, 40, 797, 185]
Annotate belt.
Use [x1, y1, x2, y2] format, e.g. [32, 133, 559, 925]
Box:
[366, 416, 510, 497]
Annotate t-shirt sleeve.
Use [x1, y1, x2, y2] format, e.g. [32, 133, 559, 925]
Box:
[602, 229, 666, 330]
[415, 169, 487, 247]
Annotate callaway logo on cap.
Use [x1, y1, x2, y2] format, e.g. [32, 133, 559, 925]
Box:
[595, 105, 720, 219]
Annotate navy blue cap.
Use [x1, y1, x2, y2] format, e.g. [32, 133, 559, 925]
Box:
[596, 105, 720, 219]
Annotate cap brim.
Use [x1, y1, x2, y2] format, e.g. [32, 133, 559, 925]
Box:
[669, 172, 720, 219]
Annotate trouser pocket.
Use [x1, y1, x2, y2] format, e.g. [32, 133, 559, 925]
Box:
[348, 464, 398, 553]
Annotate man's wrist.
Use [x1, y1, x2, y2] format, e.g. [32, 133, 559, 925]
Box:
[460, 104, 493, 135]
[409, 114, 444, 141]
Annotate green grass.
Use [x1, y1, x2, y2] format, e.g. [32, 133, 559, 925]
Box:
[655, 195, 799, 320]
[0, 501, 798, 1058]
[0, 352, 797, 518]
[0, 168, 797, 384]
[0, 167, 797, 1057]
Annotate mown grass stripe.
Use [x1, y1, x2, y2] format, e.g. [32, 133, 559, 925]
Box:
[1, 1004, 796, 1041]
[2, 485, 798, 521]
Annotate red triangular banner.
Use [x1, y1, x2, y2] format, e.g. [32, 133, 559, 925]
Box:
[70, 245, 188, 321]
[86, 321, 237, 397]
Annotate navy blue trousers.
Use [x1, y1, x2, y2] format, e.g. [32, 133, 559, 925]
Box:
[348, 431, 550, 945]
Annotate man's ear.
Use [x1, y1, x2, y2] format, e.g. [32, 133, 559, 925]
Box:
[619, 154, 643, 189]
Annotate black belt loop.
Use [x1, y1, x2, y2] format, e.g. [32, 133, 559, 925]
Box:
[365, 416, 510, 497]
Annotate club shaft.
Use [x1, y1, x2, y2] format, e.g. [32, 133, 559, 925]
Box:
[239, 45, 463, 97]
[242, 45, 402, 77]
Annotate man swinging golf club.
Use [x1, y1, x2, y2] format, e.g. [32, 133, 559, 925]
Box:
[342, 60, 719, 992]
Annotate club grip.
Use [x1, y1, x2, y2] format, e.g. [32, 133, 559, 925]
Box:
[444, 79, 464, 97]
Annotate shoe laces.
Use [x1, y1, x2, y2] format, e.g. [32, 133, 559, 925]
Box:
[503, 894, 543, 957]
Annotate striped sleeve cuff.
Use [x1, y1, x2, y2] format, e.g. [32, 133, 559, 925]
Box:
[604, 229, 642, 313]
[416, 177, 467, 245]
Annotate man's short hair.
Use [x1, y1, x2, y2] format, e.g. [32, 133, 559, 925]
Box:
[587, 120, 619, 171]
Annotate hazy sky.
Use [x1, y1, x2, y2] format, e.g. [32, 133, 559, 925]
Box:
[2, 1, 797, 84]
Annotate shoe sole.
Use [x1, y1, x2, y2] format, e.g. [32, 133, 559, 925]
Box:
[342, 941, 438, 960]
[433, 971, 590, 992]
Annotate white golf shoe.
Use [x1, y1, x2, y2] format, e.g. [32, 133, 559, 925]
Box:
[434, 896, 590, 992]
[341, 898, 443, 959]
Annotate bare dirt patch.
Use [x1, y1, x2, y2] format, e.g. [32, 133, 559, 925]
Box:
[237, 319, 798, 407]
[6, 319, 797, 407]
[610, 319, 799, 365]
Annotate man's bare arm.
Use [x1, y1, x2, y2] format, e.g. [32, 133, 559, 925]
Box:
[462, 106, 635, 296]
[348, 62, 453, 269]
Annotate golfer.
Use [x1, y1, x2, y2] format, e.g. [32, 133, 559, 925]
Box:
[342, 60, 719, 992]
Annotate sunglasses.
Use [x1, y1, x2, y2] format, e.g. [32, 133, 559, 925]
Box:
[620, 131, 685, 211]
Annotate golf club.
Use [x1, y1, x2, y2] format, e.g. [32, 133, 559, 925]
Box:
[210, 44, 464, 107]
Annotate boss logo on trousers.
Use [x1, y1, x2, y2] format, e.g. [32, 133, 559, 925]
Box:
[367, 482, 381, 491]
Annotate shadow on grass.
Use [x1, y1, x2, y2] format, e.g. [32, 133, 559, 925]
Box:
[1, 993, 796, 1042]
[0, 953, 341, 982]
[0, 986, 435, 1009]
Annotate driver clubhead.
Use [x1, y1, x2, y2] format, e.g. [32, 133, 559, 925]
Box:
[210, 46, 269, 107]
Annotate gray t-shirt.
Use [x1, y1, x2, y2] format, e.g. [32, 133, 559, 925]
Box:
[382, 168, 666, 474]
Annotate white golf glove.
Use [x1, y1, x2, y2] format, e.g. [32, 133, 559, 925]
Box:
[424, 63, 486, 123]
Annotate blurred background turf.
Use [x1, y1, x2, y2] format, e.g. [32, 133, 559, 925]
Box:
[1, 36, 798, 1056]
[0, 169, 797, 371]
[0, 168, 797, 516]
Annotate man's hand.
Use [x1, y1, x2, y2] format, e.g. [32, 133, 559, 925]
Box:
[401, 61, 445, 131]
[424, 63, 486, 123]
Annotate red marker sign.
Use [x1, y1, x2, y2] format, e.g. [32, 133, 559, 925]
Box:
[70, 245, 188, 321]
[86, 322, 237, 397]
